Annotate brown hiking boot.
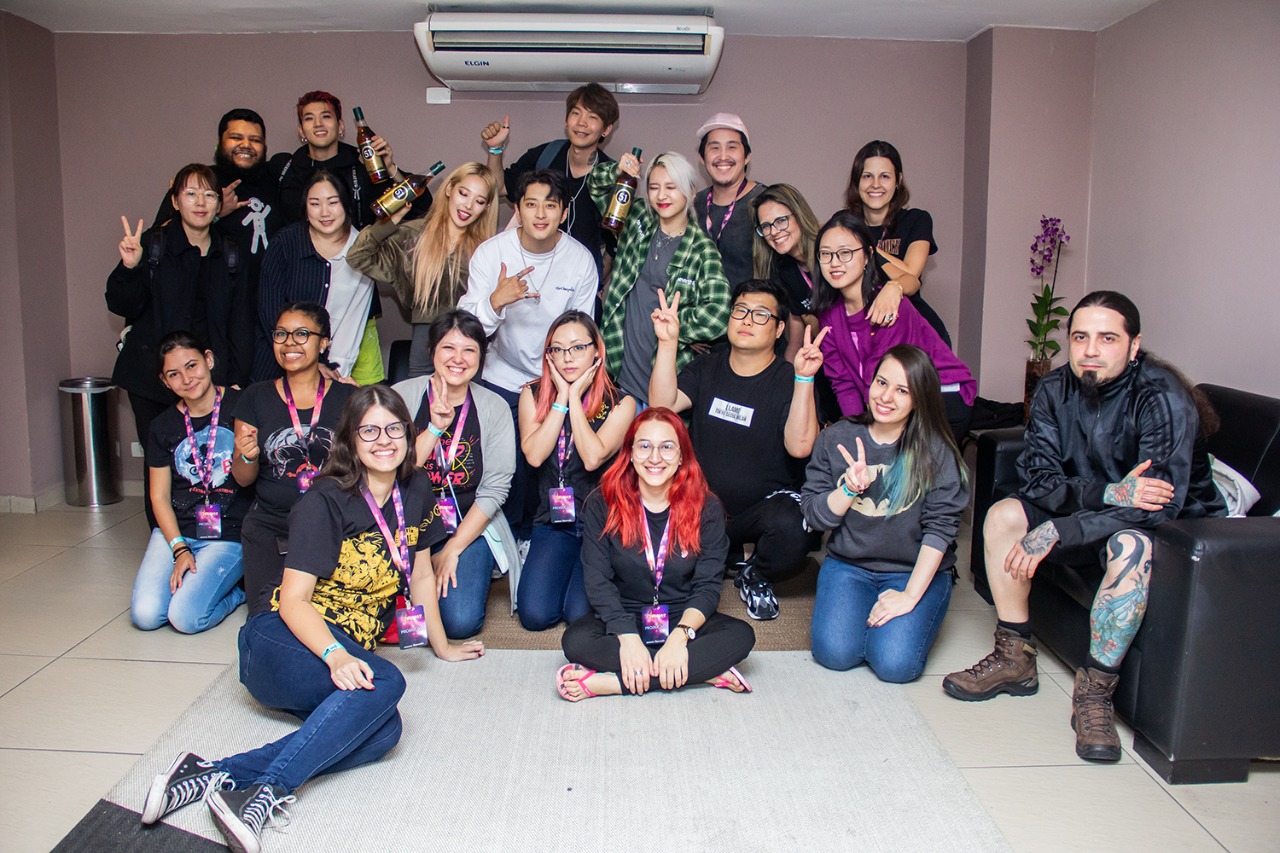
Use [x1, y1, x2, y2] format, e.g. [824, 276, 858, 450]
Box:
[1071, 666, 1122, 762]
[942, 627, 1039, 701]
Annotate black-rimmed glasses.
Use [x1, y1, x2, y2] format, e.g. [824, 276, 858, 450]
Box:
[817, 247, 865, 265]
[755, 215, 791, 237]
[730, 304, 780, 326]
[356, 421, 410, 442]
[271, 327, 322, 344]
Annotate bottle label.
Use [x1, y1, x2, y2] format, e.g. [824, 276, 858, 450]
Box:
[361, 145, 376, 161]
[614, 187, 631, 206]
[393, 185, 410, 201]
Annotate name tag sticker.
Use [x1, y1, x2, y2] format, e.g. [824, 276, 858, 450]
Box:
[708, 397, 754, 428]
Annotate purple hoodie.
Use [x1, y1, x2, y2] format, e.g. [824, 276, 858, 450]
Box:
[818, 296, 976, 416]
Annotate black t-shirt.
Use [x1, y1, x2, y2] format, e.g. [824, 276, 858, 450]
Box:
[234, 378, 356, 519]
[774, 254, 814, 316]
[413, 391, 484, 516]
[505, 140, 615, 261]
[528, 381, 616, 525]
[866, 207, 949, 344]
[145, 387, 254, 541]
[278, 472, 447, 650]
[677, 351, 804, 517]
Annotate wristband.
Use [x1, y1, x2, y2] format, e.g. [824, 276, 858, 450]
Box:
[239, 452, 256, 464]
[172, 545, 192, 560]
[427, 422, 447, 438]
[168, 535, 186, 552]
[551, 402, 570, 414]
[321, 642, 343, 662]
[794, 374, 815, 384]
[839, 476, 858, 499]
[487, 145, 505, 155]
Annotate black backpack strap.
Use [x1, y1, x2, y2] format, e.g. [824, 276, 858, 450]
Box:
[147, 223, 167, 274]
[535, 139, 569, 171]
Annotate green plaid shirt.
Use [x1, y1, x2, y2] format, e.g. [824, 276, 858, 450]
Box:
[590, 161, 730, 376]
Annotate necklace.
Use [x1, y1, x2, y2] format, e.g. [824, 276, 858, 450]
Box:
[517, 230, 559, 297]
[564, 149, 598, 235]
[650, 228, 685, 262]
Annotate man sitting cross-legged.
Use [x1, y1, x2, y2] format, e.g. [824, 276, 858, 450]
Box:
[648, 278, 824, 620]
[942, 290, 1225, 762]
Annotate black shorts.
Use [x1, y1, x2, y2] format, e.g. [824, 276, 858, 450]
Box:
[1014, 497, 1109, 566]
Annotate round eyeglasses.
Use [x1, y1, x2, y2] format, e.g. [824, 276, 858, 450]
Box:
[356, 421, 410, 442]
[817, 247, 865, 266]
[271, 327, 322, 345]
[755, 215, 791, 237]
[632, 439, 680, 461]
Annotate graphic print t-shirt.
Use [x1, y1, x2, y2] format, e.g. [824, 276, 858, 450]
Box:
[276, 472, 447, 649]
[146, 387, 253, 540]
[413, 391, 484, 516]
[234, 379, 355, 519]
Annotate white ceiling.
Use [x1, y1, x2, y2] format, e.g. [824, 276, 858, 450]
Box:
[1, 0, 1158, 41]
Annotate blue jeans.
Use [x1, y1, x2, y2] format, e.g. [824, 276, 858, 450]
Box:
[517, 522, 590, 631]
[218, 613, 406, 794]
[435, 535, 495, 639]
[810, 556, 952, 683]
[131, 528, 246, 633]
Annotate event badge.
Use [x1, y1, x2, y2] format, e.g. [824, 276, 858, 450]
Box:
[437, 496, 459, 532]
[548, 486, 576, 523]
[395, 604, 429, 649]
[297, 468, 314, 493]
[641, 604, 670, 646]
[195, 503, 222, 539]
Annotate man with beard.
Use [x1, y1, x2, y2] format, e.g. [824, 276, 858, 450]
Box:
[692, 113, 765, 289]
[272, 90, 430, 229]
[942, 291, 1225, 763]
[152, 108, 282, 275]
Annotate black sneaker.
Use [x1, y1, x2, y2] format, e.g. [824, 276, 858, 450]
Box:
[140, 752, 230, 825]
[734, 564, 779, 621]
[208, 782, 295, 853]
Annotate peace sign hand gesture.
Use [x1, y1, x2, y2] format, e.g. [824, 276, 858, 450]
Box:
[836, 437, 872, 495]
[794, 325, 829, 379]
[118, 217, 145, 269]
[651, 289, 681, 343]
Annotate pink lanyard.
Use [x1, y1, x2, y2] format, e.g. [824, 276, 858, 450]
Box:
[180, 388, 222, 500]
[640, 510, 672, 604]
[361, 482, 410, 578]
[704, 178, 747, 241]
[281, 375, 325, 448]
[426, 385, 472, 473]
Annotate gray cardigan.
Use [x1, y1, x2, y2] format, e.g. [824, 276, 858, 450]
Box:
[391, 376, 522, 607]
[801, 420, 969, 573]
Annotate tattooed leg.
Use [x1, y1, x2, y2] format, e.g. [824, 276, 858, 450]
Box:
[1089, 530, 1153, 667]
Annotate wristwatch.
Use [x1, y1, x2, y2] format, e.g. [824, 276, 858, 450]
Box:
[677, 624, 696, 641]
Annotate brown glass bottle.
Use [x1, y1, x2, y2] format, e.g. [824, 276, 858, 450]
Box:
[353, 107, 390, 183]
[371, 161, 446, 222]
[601, 147, 643, 234]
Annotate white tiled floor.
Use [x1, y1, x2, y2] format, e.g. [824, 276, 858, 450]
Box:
[0, 500, 1275, 852]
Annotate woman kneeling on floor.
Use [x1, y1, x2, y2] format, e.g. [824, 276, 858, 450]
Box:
[140, 386, 482, 853]
[802, 344, 969, 683]
[558, 407, 755, 700]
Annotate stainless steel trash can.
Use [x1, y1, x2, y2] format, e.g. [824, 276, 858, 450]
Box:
[59, 377, 121, 507]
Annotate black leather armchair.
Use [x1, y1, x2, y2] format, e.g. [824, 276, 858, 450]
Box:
[969, 384, 1280, 783]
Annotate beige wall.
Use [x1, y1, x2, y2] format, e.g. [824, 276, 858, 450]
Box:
[0, 12, 70, 500]
[1089, 0, 1280, 395]
[51, 30, 969, 487]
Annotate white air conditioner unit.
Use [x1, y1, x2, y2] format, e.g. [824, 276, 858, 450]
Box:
[414, 12, 725, 95]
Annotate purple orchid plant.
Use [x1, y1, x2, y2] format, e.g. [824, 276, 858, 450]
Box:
[1026, 216, 1070, 361]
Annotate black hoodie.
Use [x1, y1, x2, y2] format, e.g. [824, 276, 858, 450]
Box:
[270, 142, 431, 230]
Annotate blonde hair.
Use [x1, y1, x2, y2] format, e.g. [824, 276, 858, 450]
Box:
[644, 152, 699, 220]
[410, 163, 499, 309]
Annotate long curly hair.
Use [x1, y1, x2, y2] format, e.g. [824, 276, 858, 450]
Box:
[597, 408, 708, 556]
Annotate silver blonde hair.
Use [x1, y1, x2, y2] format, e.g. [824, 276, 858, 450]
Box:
[643, 151, 699, 219]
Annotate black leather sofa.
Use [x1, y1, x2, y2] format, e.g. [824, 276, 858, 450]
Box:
[970, 384, 1280, 783]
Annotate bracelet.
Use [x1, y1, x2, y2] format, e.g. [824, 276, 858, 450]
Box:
[172, 545, 192, 560]
[551, 402, 570, 414]
[427, 422, 446, 438]
[168, 535, 186, 552]
[239, 452, 256, 464]
[794, 374, 815, 384]
[321, 642, 343, 662]
[839, 476, 858, 499]
[487, 145, 505, 155]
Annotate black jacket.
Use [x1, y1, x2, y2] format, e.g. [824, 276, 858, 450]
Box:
[271, 142, 431, 230]
[106, 218, 254, 403]
[1017, 353, 1225, 548]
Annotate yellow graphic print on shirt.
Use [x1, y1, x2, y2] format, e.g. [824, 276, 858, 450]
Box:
[273, 523, 423, 650]
[846, 463, 921, 519]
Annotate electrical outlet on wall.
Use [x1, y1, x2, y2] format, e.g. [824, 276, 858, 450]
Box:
[131, 441, 144, 458]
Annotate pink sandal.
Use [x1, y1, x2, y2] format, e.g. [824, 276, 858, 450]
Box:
[710, 666, 753, 693]
[556, 664, 598, 702]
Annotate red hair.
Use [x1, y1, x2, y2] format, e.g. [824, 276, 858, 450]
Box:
[599, 408, 708, 556]
[296, 91, 341, 124]
[534, 311, 616, 422]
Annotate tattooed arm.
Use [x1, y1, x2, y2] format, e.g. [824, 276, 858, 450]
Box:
[1103, 459, 1175, 511]
[1003, 520, 1061, 581]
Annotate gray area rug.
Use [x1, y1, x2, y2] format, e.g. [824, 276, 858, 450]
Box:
[106, 650, 1009, 852]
